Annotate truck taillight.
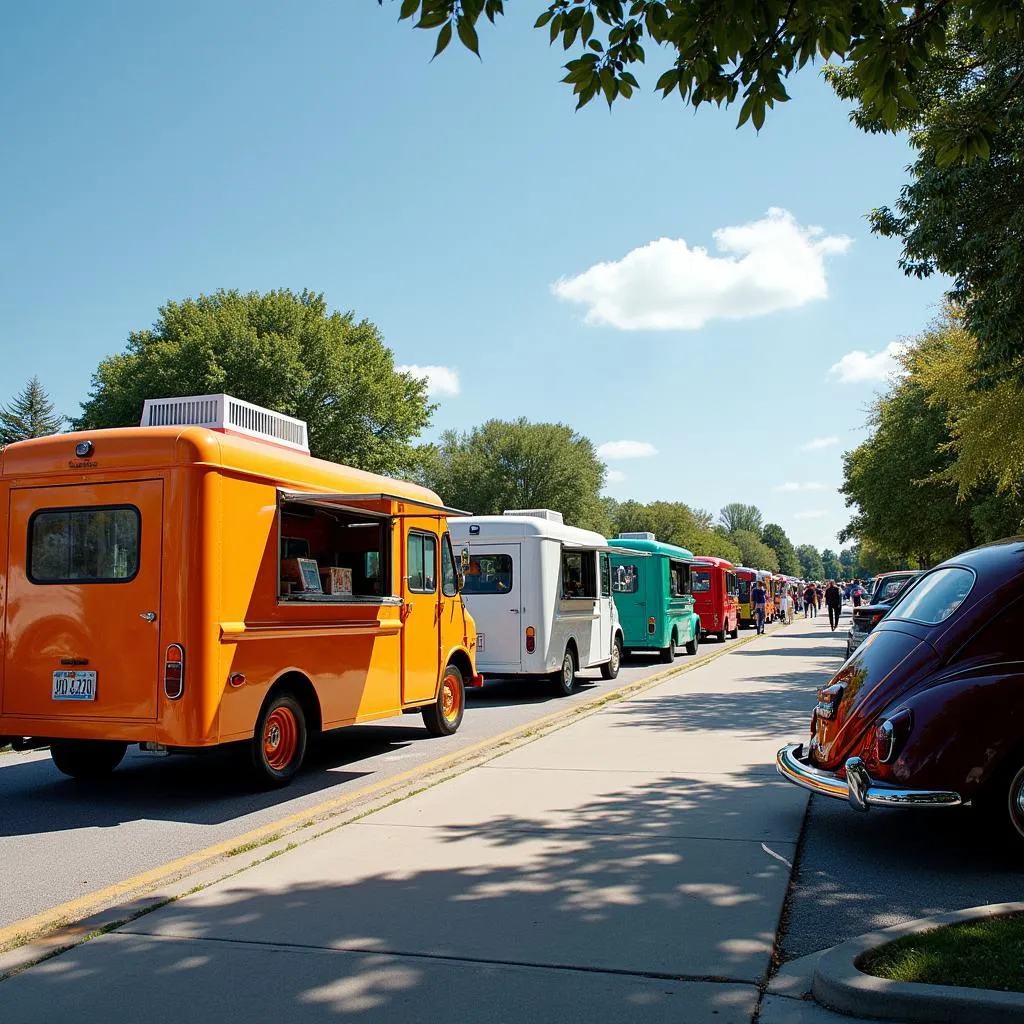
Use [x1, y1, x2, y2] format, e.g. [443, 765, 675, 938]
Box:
[164, 644, 185, 700]
[648, 617, 656, 634]
[875, 709, 912, 764]
[525, 627, 535, 653]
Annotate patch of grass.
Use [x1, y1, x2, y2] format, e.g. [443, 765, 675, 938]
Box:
[860, 913, 1024, 992]
[225, 832, 281, 857]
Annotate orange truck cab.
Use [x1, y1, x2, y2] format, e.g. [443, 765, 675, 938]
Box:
[0, 394, 481, 787]
[690, 556, 740, 642]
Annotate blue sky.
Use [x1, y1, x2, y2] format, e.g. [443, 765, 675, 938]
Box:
[0, 1, 946, 551]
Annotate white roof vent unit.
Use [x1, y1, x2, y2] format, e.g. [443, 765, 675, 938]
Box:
[618, 532, 657, 541]
[503, 509, 564, 524]
[139, 394, 309, 453]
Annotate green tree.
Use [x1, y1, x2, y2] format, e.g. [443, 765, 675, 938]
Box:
[795, 543, 825, 581]
[730, 528, 780, 572]
[0, 376, 65, 445]
[417, 418, 609, 531]
[829, 13, 1024, 378]
[384, 1, 1020, 154]
[760, 522, 801, 576]
[77, 289, 432, 475]
[821, 548, 843, 581]
[718, 502, 763, 536]
[609, 499, 741, 562]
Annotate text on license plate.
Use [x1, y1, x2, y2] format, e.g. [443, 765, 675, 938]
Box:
[476, 633, 485, 652]
[52, 670, 97, 701]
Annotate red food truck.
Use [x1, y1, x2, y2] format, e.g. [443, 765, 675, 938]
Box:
[691, 556, 740, 642]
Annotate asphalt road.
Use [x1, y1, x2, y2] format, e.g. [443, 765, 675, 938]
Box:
[0, 634, 747, 930]
[779, 609, 1024, 960]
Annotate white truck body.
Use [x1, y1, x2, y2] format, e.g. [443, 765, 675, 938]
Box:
[449, 511, 622, 679]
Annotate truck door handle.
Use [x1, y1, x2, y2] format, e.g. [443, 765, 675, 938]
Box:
[510, 608, 520, 614]
[140, 611, 157, 622]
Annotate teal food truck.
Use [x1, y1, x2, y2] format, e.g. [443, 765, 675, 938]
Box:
[608, 533, 702, 662]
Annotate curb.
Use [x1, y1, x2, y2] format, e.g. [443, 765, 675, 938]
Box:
[812, 902, 1024, 1023]
[0, 620, 781, 973]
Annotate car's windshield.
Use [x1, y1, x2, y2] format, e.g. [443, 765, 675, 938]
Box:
[888, 566, 974, 624]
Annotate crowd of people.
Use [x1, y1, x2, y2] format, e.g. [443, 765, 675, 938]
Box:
[749, 578, 871, 635]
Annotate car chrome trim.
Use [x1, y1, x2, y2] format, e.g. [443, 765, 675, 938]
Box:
[776, 743, 962, 811]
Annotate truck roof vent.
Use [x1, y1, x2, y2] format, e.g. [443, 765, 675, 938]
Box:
[503, 508, 564, 524]
[139, 394, 309, 453]
[618, 532, 657, 541]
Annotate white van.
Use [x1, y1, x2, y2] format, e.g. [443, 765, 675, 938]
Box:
[448, 510, 624, 695]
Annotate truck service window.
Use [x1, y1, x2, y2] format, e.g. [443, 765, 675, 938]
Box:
[279, 500, 389, 600]
[669, 560, 690, 597]
[29, 506, 140, 584]
[462, 554, 513, 595]
[561, 551, 597, 599]
[691, 570, 712, 594]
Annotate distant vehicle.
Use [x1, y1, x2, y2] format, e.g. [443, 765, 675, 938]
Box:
[0, 394, 481, 788]
[845, 571, 924, 659]
[735, 567, 758, 629]
[449, 510, 623, 695]
[777, 539, 1024, 843]
[691, 556, 740, 642]
[608, 533, 701, 661]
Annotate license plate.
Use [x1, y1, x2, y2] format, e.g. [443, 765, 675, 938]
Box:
[52, 670, 97, 701]
[477, 633, 486, 652]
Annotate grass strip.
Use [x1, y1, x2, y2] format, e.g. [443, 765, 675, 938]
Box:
[860, 913, 1024, 992]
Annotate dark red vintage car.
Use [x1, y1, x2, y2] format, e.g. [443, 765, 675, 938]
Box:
[778, 538, 1024, 840]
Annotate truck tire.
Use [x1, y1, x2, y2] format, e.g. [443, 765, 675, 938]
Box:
[659, 631, 677, 663]
[601, 636, 622, 680]
[248, 692, 307, 789]
[685, 627, 699, 656]
[423, 663, 465, 736]
[551, 647, 577, 696]
[50, 740, 127, 780]
[729, 617, 739, 639]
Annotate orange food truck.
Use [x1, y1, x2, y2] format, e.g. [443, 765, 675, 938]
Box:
[0, 395, 481, 787]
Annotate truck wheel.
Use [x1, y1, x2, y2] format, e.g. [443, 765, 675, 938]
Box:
[659, 632, 677, 663]
[423, 664, 465, 736]
[551, 647, 577, 696]
[50, 740, 127, 780]
[685, 627, 699, 656]
[249, 692, 307, 788]
[717, 624, 728, 642]
[729, 617, 739, 639]
[601, 637, 622, 680]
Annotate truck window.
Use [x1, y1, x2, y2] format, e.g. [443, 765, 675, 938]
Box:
[29, 506, 140, 584]
[279, 500, 390, 600]
[462, 553, 513, 595]
[669, 560, 689, 597]
[613, 564, 639, 593]
[561, 550, 597, 599]
[407, 532, 437, 593]
[691, 569, 711, 594]
[600, 553, 611, 597]
[441, 534, 459, 598]
[737, 579, 751, 602]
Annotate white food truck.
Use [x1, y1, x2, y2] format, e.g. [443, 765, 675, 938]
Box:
[448, 510, 624, 695]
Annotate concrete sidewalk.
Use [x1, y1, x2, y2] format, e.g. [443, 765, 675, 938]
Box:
[3, 624, 846, 1023]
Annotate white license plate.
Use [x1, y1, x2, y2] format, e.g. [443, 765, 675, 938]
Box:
[477, 633, 485, 652]
[52, 670, 97, 701]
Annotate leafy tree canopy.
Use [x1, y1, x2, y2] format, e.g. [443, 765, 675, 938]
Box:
[718, 502, 763, 535]
[608, 498, 741, 562]
[417, 418, 609, 531]
[0, 376, 65, 445]
[760, 522, 801, 576]
[795, 543, 825, 581]
[821, 548, 843, 581]
[730, 528, 780, 573]
[77, 289, 433, 476]
[828, 10, 1024, 378]
[383, 1, 1021, 149]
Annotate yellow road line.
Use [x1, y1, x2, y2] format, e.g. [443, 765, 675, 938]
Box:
[0, 624, 773, 951]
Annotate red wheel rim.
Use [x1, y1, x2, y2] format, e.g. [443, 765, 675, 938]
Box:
[441, 673, 461, 723]
[263, 706, 298, 771]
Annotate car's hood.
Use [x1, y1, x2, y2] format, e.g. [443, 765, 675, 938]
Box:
[809, 628, 937, 770]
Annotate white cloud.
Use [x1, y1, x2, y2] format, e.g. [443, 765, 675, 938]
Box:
[396, 364, 460, 398]
[605, 469, 627, 484]
[773, 482, 831, 492]
[793, 510, 828, 520]
[828, 342, 910, 384]
[801, 436, 839, 452]
[551, 208, 851, 331]
[597, 440, 658, 460]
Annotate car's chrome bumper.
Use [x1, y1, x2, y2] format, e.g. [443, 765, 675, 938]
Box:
[776, 743, 962, 812]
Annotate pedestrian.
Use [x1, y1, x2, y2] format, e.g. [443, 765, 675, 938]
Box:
[803, 583, 816, 618]
[787, 585, 797, 623]
[825, 579, 842, 631]
[815, 583, 824, 616]
[851, 579, 865, 608]
[778, 583, 789, 625]
[751, 578, 767, 635]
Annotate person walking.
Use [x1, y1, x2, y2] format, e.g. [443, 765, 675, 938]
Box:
[803, 583, 816, 618]
[778, 583, 789, 626]
[851, 579, 865, 608]
[751, 578, 768, 635]
[825, 580, 842, 631]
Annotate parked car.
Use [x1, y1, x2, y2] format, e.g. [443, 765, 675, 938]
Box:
[777, 538, 1024, 841]
[845, 570, 924, 658]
